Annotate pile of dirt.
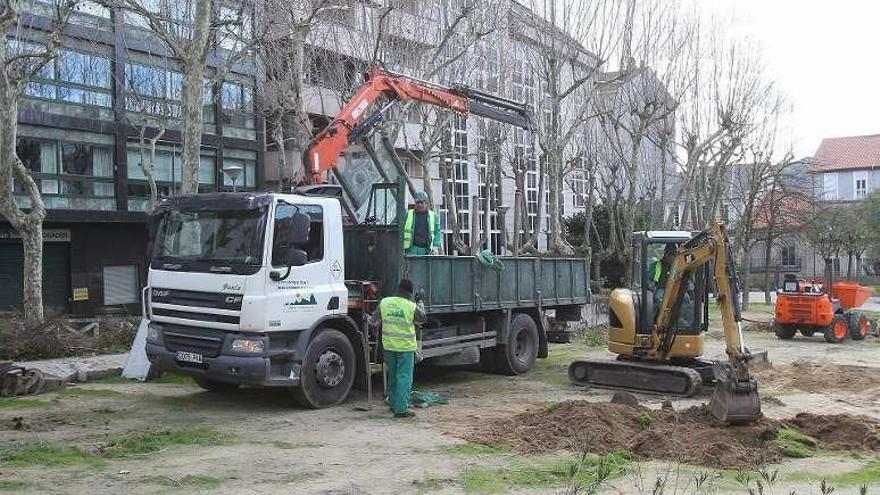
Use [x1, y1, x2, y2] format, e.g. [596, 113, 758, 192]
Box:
[457, 400, 880, 469]
[755, 360, 880, 394]
[789, 413, 880, 451]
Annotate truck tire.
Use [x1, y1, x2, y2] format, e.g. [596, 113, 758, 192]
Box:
[493, 313, 539, 375]
[194, 377, 239, 393]
[773, 321, 797, 340]
[292, 329, 356, 409]
[848, 313, 869, 341]
[823, 315, 848, 344]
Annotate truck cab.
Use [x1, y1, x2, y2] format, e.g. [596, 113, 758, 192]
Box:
[144, 192, 358, 407]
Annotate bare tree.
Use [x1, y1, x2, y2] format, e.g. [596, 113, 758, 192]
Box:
[105, 0, 253, 194]
[0, 0, 75, 327]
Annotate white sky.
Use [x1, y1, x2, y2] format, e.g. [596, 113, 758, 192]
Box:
[701, 0, 880, 158]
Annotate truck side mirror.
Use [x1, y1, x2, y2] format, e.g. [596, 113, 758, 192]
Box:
[282, 248, 308, 267]
[285, 212, 310, 245]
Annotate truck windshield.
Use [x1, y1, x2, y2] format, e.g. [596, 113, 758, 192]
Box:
[152, 208, 266, 266]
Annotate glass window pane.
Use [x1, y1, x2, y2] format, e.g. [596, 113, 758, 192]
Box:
[92, 146, 112, 177]
[199, 155, 215, 185]
[221, 82, 241, 110]
[62, 143, 94, 175]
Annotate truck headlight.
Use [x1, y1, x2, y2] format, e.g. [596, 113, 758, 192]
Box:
[146, 325, 160, 342]
[231, 339, 265, 353]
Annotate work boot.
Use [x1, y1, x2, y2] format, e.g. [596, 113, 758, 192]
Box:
[393, 410, 416, 418]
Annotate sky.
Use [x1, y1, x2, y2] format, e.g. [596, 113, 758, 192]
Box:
[702, 0, 880, 158]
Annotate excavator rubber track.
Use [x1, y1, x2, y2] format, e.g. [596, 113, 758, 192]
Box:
[568, 358, 703, 397]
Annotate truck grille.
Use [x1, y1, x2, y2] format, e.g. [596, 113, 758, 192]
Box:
[150, 288, 243, 311]
[152, 308, 240, 325]
[161, 325, 225, 357]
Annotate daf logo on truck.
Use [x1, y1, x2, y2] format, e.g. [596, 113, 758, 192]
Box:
[152, 289, 169, 298]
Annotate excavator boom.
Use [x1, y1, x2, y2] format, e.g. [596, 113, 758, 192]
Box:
[303, 67, 533, 184]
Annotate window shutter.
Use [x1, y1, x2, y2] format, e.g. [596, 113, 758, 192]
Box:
[103, 265, 138, 305]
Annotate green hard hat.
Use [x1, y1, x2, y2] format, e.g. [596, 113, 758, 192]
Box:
[414, 191, 429, 202]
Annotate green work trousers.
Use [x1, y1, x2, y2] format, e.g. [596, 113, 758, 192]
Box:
[384, 350, 414, 414]
[405, 246, 430, 255]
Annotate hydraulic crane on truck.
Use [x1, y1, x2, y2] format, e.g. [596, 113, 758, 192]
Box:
[568, 224, 763, 423]
[301, 67, 533, 186]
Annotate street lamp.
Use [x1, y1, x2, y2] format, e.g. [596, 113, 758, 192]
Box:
[222, 165, 244, 192]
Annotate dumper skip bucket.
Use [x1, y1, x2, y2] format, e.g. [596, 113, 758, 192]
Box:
[831, 282, 875, 310]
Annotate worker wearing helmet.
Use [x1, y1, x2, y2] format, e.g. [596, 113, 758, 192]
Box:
[403, 191, 442, 255]
[368, 278, 426, 418]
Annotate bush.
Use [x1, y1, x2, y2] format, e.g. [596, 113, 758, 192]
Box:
[0, 316, 138, 361]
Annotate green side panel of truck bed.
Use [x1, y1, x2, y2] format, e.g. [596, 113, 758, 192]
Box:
[404, 255, 590, 314]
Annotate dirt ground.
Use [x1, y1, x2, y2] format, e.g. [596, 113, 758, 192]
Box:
[2, 308, 880, 494]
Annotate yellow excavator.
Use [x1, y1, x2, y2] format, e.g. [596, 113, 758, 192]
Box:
[569, 223, 762, 423]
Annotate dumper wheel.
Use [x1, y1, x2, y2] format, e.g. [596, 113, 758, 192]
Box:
[494, 313, 539, 376]
[194, 378, 239, 393]
[823, 315, 848, 344]
[773, 321, 797, 340]
[799, 328, 816, 338]
[848, 313, 869, 341]
[292, 329, 356, 409]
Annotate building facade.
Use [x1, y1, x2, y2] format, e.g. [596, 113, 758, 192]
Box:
[1, 1, 260, 315]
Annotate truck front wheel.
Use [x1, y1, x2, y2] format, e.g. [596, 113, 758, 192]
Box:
[494, 313, 539, 375]
[292, 329, 356, 409]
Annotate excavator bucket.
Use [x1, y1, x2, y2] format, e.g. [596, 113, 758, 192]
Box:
[709, 362, 761, 424]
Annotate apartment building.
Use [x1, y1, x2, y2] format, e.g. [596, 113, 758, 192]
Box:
[0, 1, 261, 315]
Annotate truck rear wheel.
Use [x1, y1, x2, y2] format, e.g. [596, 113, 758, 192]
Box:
[292, 329, 356, 409]
[494, 313, 539, 375]
[848, 313, 869, 340]
[823, 315, 848, 344]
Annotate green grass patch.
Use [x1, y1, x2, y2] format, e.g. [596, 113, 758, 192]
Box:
[57, 387, 127, 398]
[0, 397, 52, 410]
[140, 475, 223, 488]
[787, 456, 880, 486]
[772, 428, 819, 458]
[461, 450, 631, 494]
[0, 480, 28, 491]
[0, 443, 102, 467]
[103, 428, 224, 458]
[442, 442, 512, 456]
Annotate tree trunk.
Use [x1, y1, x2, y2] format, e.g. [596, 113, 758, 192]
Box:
[0, 91, 47, 328]
[178, 0, 213, 195]
[762, 238, 773, 304]
[741, 246, 751, 311]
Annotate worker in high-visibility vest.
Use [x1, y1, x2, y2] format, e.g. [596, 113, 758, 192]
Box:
[648, 243, 677, 320]
[368, 278, 426, 418]
[403, 191, 442, 255]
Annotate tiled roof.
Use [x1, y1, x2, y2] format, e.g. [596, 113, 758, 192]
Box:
[811, 134, 880, 172]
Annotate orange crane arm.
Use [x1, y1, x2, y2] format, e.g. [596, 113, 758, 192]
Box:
[303, 67, 532, 184]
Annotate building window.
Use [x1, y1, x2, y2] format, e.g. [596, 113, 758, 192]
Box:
[103, 265, 138, 305]
[126, 63, 215, 123]
[221, 81, 255, 129]
[570, 170, 586, 208]
[403, 155, 423, 179]
[22, 48, 112, 107]
[126, 145, 216, 211]
[854, 171, 868, 199]
[781, 246, 797, 267]
[222, 157, 257, 191]
[16, 137, 115, 210]
[823, 172, 838, 200]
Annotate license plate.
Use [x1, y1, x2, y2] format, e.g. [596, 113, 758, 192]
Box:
[175, 351, 203, 364]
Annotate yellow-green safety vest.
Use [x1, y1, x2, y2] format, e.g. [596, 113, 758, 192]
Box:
[403, 209, 437, 250]
[379, 296, 418, 352]
[649, 258, 662, 283]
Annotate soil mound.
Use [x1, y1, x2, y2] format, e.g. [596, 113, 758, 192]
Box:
[788, 412, 880, 451]
[755, 360, 880, 394]
[458, 400, 880, 469]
